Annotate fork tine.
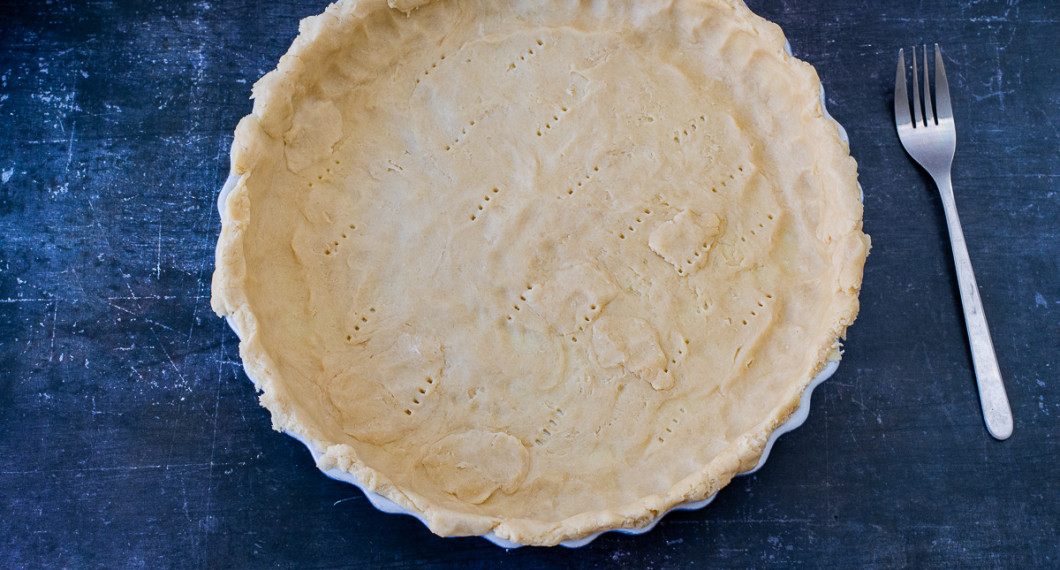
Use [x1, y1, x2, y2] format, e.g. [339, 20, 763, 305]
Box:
[895, 48, 911, 127]
[934, 44, 953, 123]
[912, 46, 923, 126]
[922, 45, 934, 124]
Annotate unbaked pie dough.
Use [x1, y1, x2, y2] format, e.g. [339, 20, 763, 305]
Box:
[212, 0, 870, 546]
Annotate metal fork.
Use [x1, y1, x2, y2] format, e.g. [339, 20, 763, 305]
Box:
[895, 45, 1013, 440]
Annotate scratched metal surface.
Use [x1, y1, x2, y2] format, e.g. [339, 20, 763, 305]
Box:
[1, 0, 1057, 567]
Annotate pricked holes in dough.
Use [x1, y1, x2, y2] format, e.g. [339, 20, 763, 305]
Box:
[323, 238, 340, 256]
[559, 165, 600, 200]
[404, 376, 437, 417]
[656, 407, 687, 444]
[415, 53, 448, 85]
[673, 115, 707, 144]
[533, 406, 564, 447]
[444, 117, 482, 151]
[674, 337, 688, 358]
[750, 209, 779, 238]
[470, 187, 501, 222]
[727, 293, 773, 356]
[538, 103, 571, 139]
[617, 205, 655, 239]
[506, 283, 535, 322]
[644, 207, 712, 275]
[324, 223, 357, 256]
[344, 308, 375, 342]
[709, 166, 745, 195]
[508, 41, 544, 74]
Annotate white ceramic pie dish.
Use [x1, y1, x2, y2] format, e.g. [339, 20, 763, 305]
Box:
[215, 2, 863, 545]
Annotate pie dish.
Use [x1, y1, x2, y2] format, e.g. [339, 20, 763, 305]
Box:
[212, 0, 870, 547]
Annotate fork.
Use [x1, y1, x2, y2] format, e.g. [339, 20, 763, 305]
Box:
[895, 45, 1013, 440]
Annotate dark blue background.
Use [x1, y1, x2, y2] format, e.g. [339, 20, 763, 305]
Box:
[2, 0, 1057, 567]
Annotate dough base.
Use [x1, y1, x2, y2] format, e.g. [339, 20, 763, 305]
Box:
[212, 0, 869, 546]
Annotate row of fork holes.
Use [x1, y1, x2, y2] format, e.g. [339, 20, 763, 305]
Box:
[403, 376, 435, 416]
[316, 160, 350, 256]
[307, 160, 341, 189]
[443, 118, 477, 151]
[470, 187, 501, 221]
[506, 283, 534, 321]
[673, 115, 707, 144]
[657, 407, 687, 443]
[508, 40, 544, 72]
[709, 166, 745, 195]
[344, 307, 376, 340]
[323, 221, 356, 256]
[743, 294, 771, 326]
[560, 165, 599, 199]
[618, 207, 654, 240]
[537, 104, 570, 138]
[534, 407, 565, 446]
[418, 39, 545, 84]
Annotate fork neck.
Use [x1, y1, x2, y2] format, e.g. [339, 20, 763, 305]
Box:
[932, 172, 969, 264]
[933, 171, 955, 207]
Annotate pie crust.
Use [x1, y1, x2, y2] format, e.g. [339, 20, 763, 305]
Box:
[212, 0, 870, 546]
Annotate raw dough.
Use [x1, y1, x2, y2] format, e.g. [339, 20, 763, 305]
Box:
[212, 0, 869, 546]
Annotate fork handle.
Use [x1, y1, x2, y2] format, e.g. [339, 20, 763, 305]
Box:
[936, 173, 1014, 440]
